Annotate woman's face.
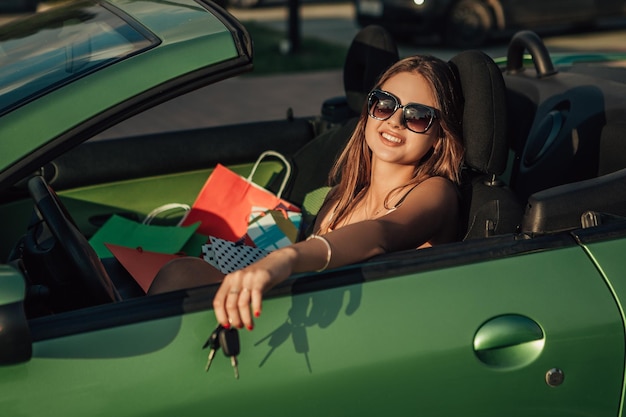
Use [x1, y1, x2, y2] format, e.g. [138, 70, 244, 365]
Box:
[365, 71, 440, 168]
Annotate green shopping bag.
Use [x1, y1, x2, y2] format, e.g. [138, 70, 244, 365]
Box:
[88, 214, 204, 258]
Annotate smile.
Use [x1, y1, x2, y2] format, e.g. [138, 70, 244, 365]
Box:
[381, 132, 403, 144]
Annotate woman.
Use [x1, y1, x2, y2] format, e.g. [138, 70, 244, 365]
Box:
[151, 55, 464, 331]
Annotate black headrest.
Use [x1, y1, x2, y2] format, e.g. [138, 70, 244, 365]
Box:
[449, 50, 508, 175]
[343, 25, 399, 114]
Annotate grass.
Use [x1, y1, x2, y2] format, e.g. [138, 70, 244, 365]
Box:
[243, 22, 349, 75]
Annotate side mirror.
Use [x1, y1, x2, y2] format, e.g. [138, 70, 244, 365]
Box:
[0, 264, 32, 365]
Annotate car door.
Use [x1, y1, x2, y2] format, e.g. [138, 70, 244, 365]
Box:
[0, 232, 622, 416]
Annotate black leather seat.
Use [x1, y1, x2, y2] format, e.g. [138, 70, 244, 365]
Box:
[521, 167, 626, 236]
[449, 50, 524, 239]
[282, 25, 399, 230]
[286, 33, 523, 241]
[320, 24, 399, 128]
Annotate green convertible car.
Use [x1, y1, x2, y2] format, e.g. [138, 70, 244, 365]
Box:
[1, 1, 626, 416]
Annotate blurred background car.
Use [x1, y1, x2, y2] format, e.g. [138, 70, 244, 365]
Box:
[0, 0, 38, 13]
[217, 0, 342, 9]
[227, 0, 262, 7]
[355, 0, 626, 47]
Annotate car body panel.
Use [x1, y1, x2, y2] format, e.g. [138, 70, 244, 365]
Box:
[0, 265, 26, 305]
[0, 0, 249, 185]
[579, 225, 626, 317]
[1, 237, 624, 416]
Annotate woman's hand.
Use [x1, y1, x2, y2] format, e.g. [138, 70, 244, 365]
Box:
[212, 249, 295, 330]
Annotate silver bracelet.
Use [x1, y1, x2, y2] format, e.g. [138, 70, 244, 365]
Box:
[307, 234, 332, 272]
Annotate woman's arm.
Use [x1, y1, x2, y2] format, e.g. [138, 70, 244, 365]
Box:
[212, 176, 458, 330]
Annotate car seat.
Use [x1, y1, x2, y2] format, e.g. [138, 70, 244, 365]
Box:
[285, 31, 523, 240]
[504, 30, 626, 202]
[449, 50, 524, 239]
[521, 167, 626, 237]
[280, 25, 399, 229]
[320, 24, 400, 128]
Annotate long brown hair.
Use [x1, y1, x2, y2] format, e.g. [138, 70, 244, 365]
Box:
[325, 55, 464, 231]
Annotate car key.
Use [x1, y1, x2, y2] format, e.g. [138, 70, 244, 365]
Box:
[202, 324, 222, 373]
[219, 327, 241, 379]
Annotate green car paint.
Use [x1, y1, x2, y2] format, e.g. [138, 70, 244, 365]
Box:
[0, 265, 26, 305]
[0, 266, 31, 366]
[578, 230, 626, 417]
[56, 160, 288, 235]
[0, 0, 244, 174]
[0, 242, 623, 416]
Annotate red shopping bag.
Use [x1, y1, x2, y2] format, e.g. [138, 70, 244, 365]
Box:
[105, 244, 187, 293]
[181, 151, 300, 242]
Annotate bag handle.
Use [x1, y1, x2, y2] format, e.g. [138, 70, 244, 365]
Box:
[247, 150, 291, 198]
[143, 203, 191, 226]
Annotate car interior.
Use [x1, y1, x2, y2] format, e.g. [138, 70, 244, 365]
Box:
[2, 25, 626, 316]
[502, 30, 626, 236]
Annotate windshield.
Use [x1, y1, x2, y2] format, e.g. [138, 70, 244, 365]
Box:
[0, 0, 158, 115]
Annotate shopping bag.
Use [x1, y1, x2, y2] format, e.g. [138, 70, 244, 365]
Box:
[142, 203, 190, 226]
[181, 151, 300, 242]
[247, 207, 302, 251]
[105, 243, 187, 293]
[201, 236, 269, 274]
[88, 214, 202, 258]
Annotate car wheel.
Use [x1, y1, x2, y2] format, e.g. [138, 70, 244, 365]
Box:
[228, 0, 261, 8]
[444, 0, 493, 48]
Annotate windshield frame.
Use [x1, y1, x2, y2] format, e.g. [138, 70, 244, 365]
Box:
[0, 0, 160, 117]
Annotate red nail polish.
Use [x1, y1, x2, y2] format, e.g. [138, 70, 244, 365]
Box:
[254, 310, 261, 318]
[247, 324, 254, 331]
[223, 322, 231, 329]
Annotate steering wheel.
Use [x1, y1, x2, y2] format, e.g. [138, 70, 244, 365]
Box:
[27, 175, 120, 305]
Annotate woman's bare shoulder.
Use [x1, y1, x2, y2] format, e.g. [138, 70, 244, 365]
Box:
[406, 176, 459, 206]
[385, 176, 460, 247]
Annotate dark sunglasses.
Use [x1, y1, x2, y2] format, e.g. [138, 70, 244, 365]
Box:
[367, 89, 438, 134]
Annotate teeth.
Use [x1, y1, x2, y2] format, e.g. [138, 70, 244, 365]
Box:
[382, 132, 402, 143]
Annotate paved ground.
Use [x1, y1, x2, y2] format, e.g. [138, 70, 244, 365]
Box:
[97, 70, 345, 139]
[98, 4, 358, 138]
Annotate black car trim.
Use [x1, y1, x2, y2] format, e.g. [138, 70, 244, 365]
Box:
[572, 218, 626, 244]
[45, 119, 316, 192]
[29, 231, 578, 342]
[196, 0, 254, 61]
[100, 0, 161, 46]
